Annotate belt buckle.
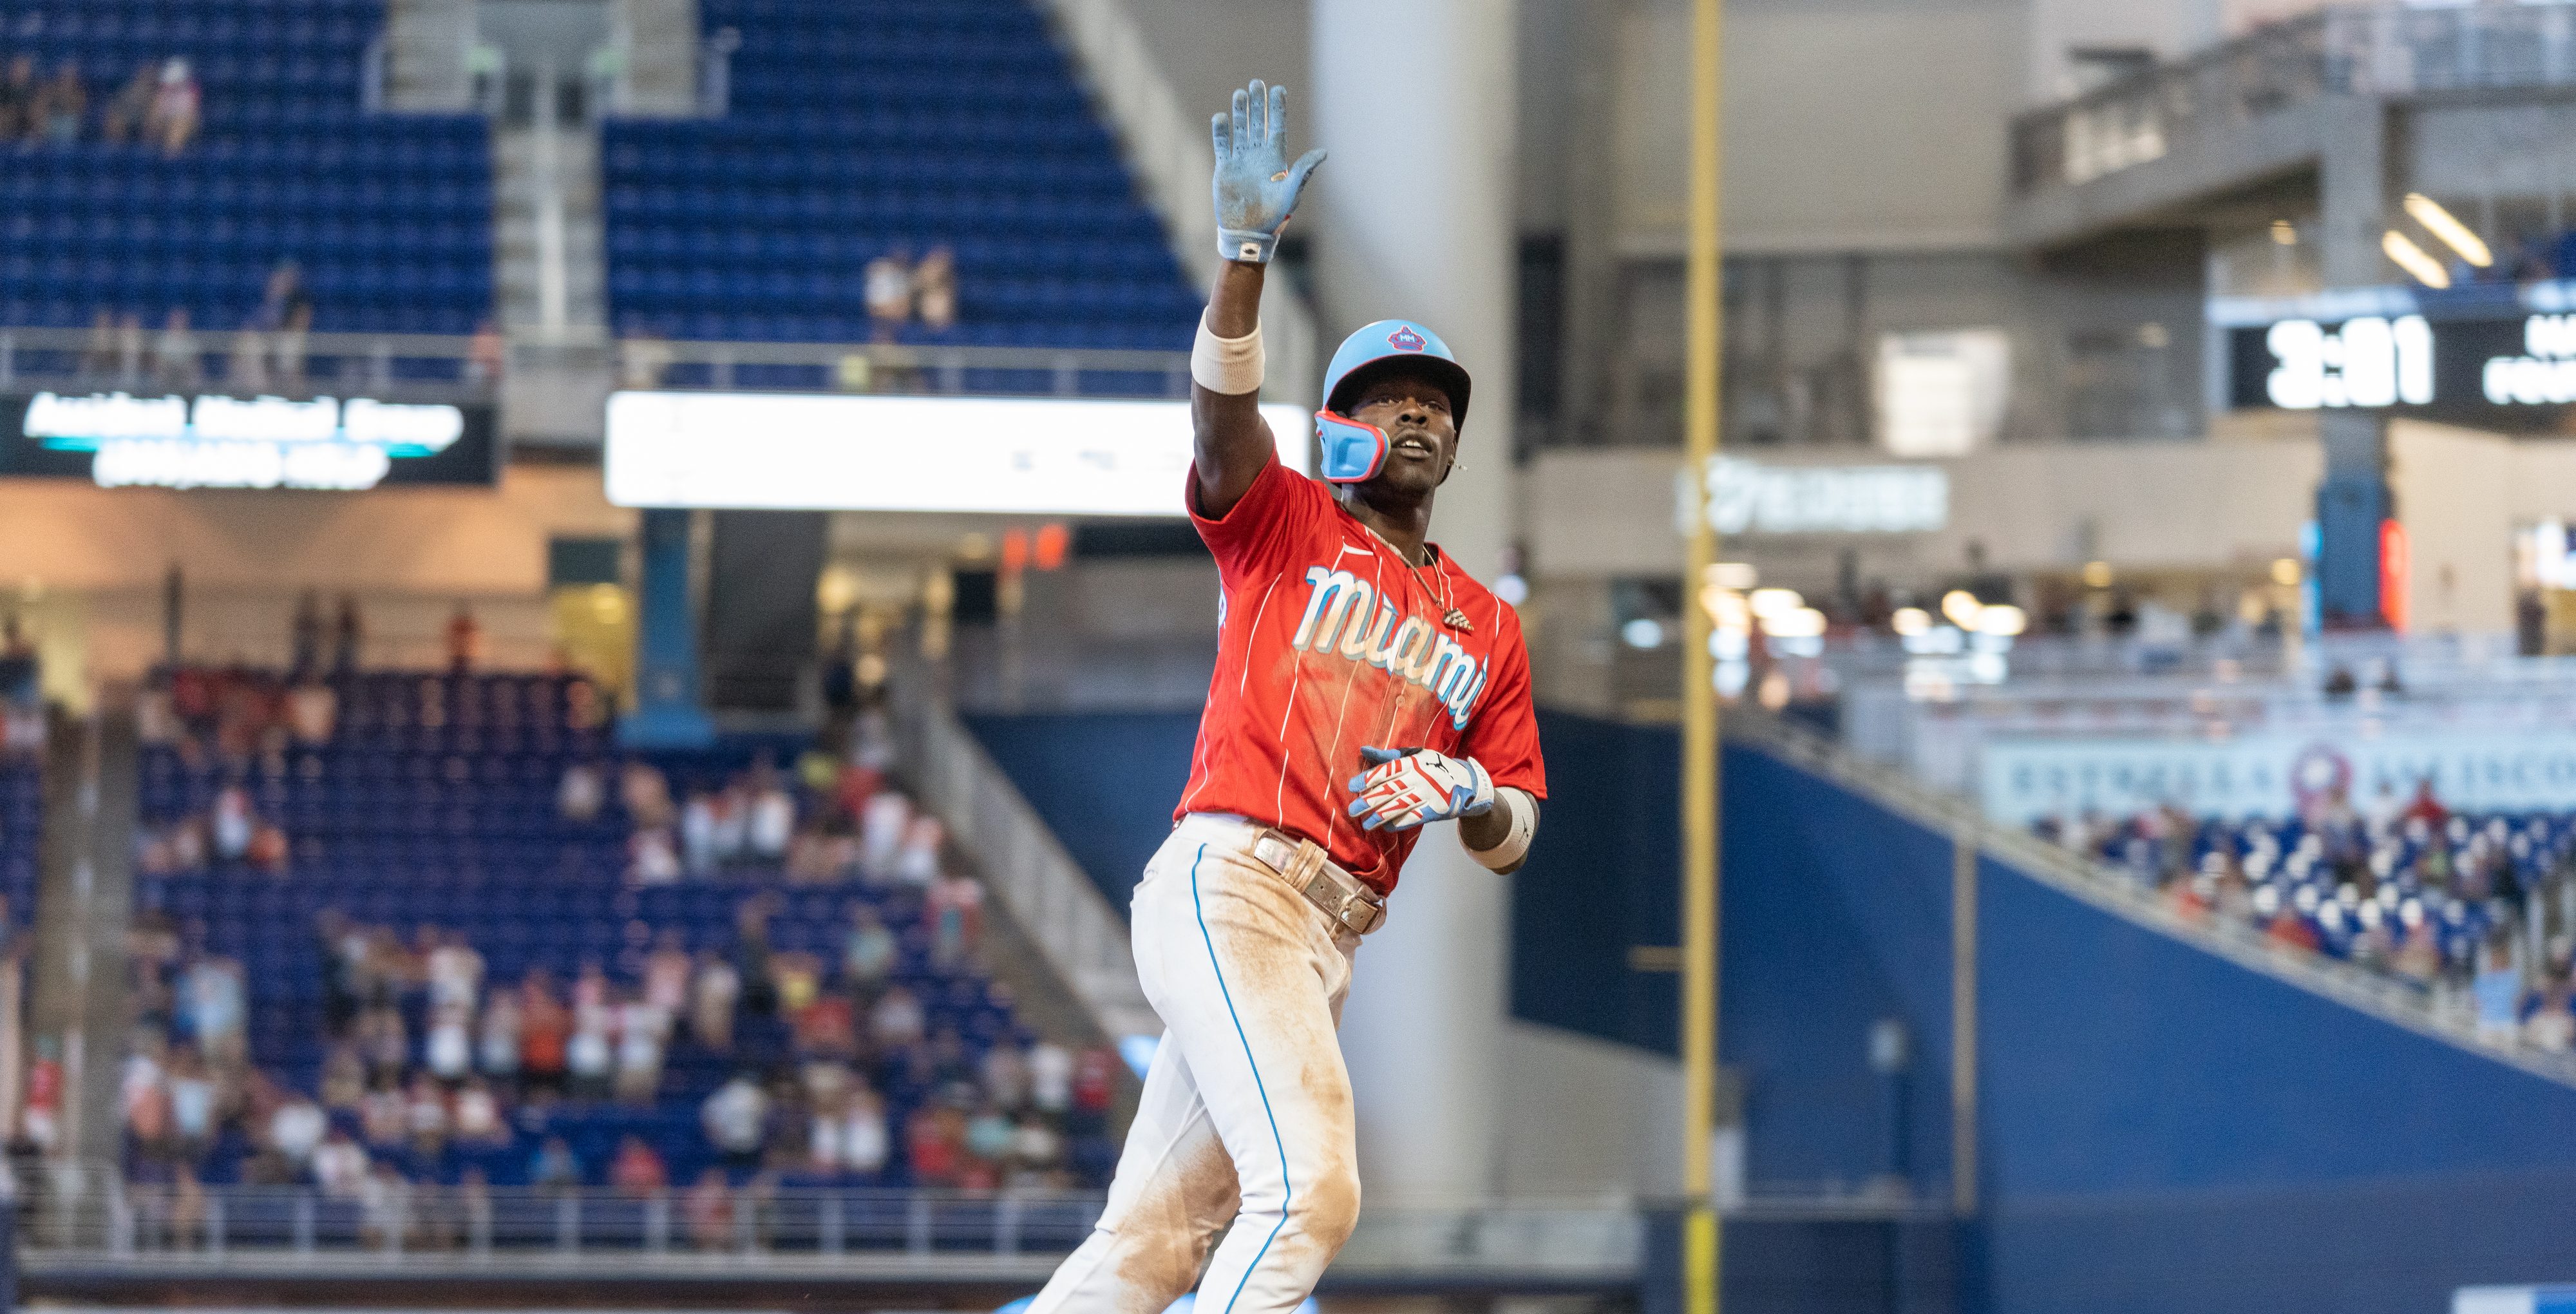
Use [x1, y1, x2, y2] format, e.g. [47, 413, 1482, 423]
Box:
[1252, 832, 1296, 875]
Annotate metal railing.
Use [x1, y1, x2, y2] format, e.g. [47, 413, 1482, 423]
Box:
[2012, 1, 2576, 195]
[889, 659, 1162, 1044]
[0, 325, 1192, 403]
[1732, 709, 2576, 1090]
[12, 1168, 1642, 1284]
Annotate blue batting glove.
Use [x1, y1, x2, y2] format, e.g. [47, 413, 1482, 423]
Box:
[1211, 79, 1325, 265]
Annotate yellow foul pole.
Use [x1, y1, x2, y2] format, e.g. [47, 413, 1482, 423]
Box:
[1680, 0, 1726, 1313]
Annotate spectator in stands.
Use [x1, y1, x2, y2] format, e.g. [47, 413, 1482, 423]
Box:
[446, 602, 483, 673]
[869, 984, 925, 1052]
[477, 982, 522, 1083]
[842, 904, 895, 991]
[567, 970, 615, 1101]
[453, 1078, 507, 1146]
[685, 1169, 733, 1250]
[0, 57, 33, 142]
[166, 1045, 216, 1163]
[630, 825, 683, 884]
[1028, 1040, 1073, 1117]
[468, 319, 506, 386]
[927, 870, 983, 969]
[2528, 969, 2575, 1051]
[906, 1103, 964, 1186]
[518, 974, 571, 1098]
[81, 309, 118, 378]
[692, 950, 741, 1052]
[895, 815, 945, 890]
[145, 58, 200, 157]
[916, 246, 957, 332]
[2476, 936, 2523, 1042]
[426, 1004, 473, 1085]
[312, 1128, 368, 1199]
[622, 761, 676, 828]
[267, 1087, 325, 1171]
[614, 988, 668, 1104]
[182, 953, 244, 1063]
[680, 789, 723, 875]
[99, 65, 153, 145]
[558, 761, 606, 823]
[405, 1073, 449, 1155]
[703, 1072, 767, 1170]
[37, 63, 80, 146]
[332, 595, 365, 676]
[152, 309, 201, 388]
[841, 1086, 889, 1176]
[748, 762, 795, 861]
[618, 327, 674, 390]
[529, 1136, 580, 1195]
[611, 1134, 668, 1197]
[864, 247, 914, 338]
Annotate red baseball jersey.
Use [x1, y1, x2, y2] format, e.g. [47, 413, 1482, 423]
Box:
[1177, 452, 1547, 894]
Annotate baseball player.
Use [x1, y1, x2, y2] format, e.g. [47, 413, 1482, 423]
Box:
[1020, 80, 1546, 1314]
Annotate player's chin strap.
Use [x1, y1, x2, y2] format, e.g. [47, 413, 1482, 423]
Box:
[1467, 786, 1537, 872]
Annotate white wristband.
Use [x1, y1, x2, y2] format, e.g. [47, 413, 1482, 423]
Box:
[1191, 314, 1264, 395]
[1469, 787, 1537, 871]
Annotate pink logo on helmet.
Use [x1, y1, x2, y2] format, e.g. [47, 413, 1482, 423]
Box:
[1387, 326, 1427, 352]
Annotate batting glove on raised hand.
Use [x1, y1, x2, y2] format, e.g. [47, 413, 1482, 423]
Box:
[1346, 746, 1496, 832]
[1211, 79, 1325, 265]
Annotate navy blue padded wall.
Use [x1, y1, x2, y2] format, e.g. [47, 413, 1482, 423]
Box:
[601, 0, 1198, 349]
[0, 0, 493, 334]
[961, 710, 1196, 909]
[1510, 712, 2576, 1314]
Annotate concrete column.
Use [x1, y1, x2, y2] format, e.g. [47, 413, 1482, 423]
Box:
[623, 507, 713, 747]
[1311, 0, 1519, 1201]
[2315, 97, 2393, 627]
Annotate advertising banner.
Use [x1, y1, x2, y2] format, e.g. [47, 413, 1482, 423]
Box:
[1980, 729, 2576, 824]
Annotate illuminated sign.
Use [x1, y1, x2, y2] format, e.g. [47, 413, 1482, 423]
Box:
[2218, 286, 2576, 427]
[2481, 314, 2576, 405]
[1, 392, 495, 489]
[2260, 315, 2436, 408]
[603, 391, 1312, 516]
[1695, 456, 1947, 535]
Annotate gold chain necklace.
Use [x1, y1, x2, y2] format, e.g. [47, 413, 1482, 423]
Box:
[1355, 520, 1474, 634]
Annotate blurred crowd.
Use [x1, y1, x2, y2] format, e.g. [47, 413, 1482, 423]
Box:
[2045, 777, 2576, 1049]
[0, 53, 198, 154]
[121, 888, 1112, 1208]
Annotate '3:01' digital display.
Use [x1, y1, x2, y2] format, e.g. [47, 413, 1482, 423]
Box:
[2262, 315, 2436, 410]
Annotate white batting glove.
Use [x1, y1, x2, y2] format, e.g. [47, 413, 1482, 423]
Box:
[1345, 747, 1495, 832]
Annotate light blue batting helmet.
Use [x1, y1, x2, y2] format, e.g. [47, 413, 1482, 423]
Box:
[1322, 319, 1473, 428]
[1314, 319, 1474, 482]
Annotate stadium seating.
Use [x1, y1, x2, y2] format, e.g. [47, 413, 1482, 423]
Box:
[601, 0, 1200, 350]
[0, 0, 493, 334]
[126, 669, 1115, 1192]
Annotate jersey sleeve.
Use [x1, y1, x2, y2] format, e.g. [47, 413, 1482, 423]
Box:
[1188, 448, 1331, 581]
[1461, 607, 1546, 800]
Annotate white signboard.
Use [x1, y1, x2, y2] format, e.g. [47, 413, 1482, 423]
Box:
[1875, 328, 2008, 457]
[1980, 730, 2576, 825]
[1697, 455, 1947, 536]
[604, 391, 1311, 515]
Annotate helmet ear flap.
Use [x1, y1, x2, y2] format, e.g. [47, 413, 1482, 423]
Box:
[1314, 411, 1388, 482]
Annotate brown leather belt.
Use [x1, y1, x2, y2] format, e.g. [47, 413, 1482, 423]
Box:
[1245, 826, 1386, 937]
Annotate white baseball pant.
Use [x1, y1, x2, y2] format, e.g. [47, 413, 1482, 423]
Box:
[1027, 813, 1363, 1314]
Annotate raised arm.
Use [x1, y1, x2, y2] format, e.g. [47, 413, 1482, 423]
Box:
[1191, 81, 1323, 520]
